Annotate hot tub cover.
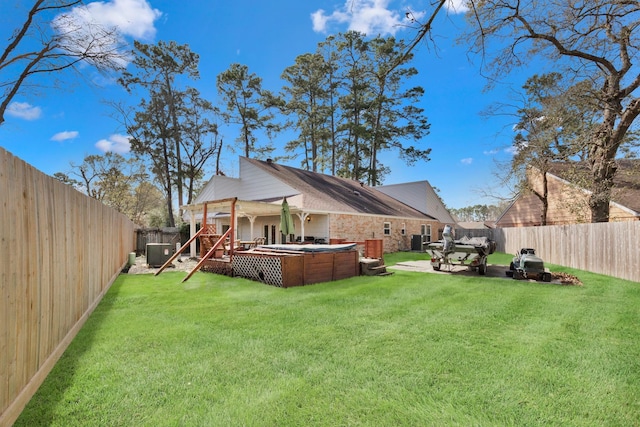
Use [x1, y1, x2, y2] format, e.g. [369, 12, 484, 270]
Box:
[255, 243, 357, 253]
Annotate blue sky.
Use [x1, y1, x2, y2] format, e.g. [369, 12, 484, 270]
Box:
[0, 0, 531, 209]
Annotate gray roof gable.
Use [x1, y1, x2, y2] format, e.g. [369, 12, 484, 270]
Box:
[377, 180, 457, 224]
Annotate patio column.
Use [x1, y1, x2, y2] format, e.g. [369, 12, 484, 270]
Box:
[297, 212, 309, 240]
[247, 215, 256, 239]
[189, 211, 197, 257]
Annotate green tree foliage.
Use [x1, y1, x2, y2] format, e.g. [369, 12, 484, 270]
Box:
[450, 203, 508, 223]
[334, 31, 371, 182]
[466, 0, 640, 222]
[180, 87, 221, 205]
[55, 152, 164, 225]
[119, 41, 219, 226]
[279, 32, 431, 185]
[365, 35, 431, 185]
[280, 53, 331, 172]
[216, 63, 278, 159]
[507, 73, 599, 224]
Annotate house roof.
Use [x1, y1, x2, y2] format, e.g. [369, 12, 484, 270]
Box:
[376, 180, 458, 224]
[457, 221, 494, 230]
[548, 159, 640, 214]
[244, 157, 436, 220]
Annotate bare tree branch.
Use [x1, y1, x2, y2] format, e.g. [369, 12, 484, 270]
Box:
[0, 0, 127, 125]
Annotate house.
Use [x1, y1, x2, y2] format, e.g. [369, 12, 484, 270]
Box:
[376, 180, 457, 245]
[496, 160, 640, 227]
[183, 157, 446, 255]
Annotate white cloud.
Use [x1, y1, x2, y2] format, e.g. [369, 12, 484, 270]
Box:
[52, 0, 161, 67]
[461, 157, 473, 165]
[83, 0, 162, 40]
[312, 0, 467, 35]
[96, 134, 131, 154]
[445, 0, 470, 13]
[51, 131, 79, 141]
[6, 102, 42, 120]
[311, 0, 401, 35]
[504, 146, 519, 156]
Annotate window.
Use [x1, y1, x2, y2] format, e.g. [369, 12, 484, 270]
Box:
[383, 222, 391, 235]
[421, 224, 431, 242]
[401, 223, 406, 235]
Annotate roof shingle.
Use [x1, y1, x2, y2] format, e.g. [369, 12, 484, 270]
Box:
[245, 157, 434, 219]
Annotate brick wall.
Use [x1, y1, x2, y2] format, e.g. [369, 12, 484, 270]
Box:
[328, 213, 442, 253]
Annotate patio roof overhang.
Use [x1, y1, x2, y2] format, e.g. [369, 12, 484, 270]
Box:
[182, 197, 302, 219]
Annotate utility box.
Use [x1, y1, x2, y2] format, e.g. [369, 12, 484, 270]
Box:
[146, 243, 173, 267]
[411, 235, 424, 251]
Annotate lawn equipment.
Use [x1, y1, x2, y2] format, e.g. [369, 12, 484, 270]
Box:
[506, 248, 552, 282]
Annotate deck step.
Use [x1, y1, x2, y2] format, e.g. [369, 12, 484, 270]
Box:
[360, 259, 394, 276]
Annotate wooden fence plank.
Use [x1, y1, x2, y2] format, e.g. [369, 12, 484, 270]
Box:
[499, 222, 640, 283]
[0, 148, 136, 426]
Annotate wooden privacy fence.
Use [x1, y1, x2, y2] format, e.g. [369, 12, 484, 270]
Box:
[0, 148, 136, 426]
[135, 227, 182, 254]
[455, 223, 638, 283]
[494, 222, 640, 283]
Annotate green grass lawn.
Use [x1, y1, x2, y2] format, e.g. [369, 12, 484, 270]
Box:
[15, 252, 640, 426]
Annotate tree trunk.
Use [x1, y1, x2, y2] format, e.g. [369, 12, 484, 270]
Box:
[588, 148, 617, 223]
[161, 138, 175, 227]
[587, 112, 619, 223]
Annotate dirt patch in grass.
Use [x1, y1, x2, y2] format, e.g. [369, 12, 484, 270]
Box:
[126, 255, 200, 274]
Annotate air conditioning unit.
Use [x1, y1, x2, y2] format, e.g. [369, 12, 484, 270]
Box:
[146, 243, 173, 267]
[411, 235, 424, 251]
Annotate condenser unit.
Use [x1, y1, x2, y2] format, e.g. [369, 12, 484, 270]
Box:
[146, 243, 173, 267]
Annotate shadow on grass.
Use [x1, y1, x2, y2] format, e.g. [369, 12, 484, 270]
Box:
[13, 276, 128, 425]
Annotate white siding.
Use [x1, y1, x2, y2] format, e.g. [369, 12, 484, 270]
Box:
[193, 158, 299, 204]
[193, 175, 242, 203]
[237, 157, 298, 200]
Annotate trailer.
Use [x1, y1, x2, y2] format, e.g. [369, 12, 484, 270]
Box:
[426, 225, 496, 275]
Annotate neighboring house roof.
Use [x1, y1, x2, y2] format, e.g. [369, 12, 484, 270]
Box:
[495, 159, 640, 226]
[193, 157, 436, 220]
[457, 221, 494, 230]
[376, 180, 457, 224]
[548, 159, 640, 214]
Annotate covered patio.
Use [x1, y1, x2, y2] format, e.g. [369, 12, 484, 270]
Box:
[182, 197, 317, 258]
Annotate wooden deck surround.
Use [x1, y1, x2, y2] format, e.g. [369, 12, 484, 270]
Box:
[156, 197, 381, 285]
